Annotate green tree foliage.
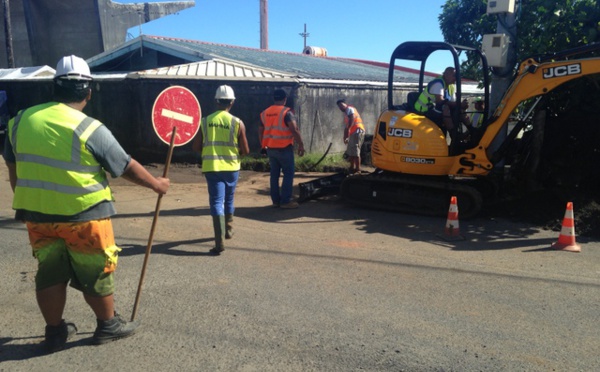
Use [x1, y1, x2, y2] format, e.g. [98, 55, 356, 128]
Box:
[441, 0, 600, 202]
[439, 0, 600, 78]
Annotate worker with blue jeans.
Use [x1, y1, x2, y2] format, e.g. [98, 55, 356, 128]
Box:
[259, 89, 305, 209]
[193, 85, 249, 255]
[204, 172, 239, 216]
[267, 145, 296, 207]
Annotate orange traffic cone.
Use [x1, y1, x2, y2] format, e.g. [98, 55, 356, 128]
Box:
[439, 196, 464, 241]
[551, 202, 581, 253]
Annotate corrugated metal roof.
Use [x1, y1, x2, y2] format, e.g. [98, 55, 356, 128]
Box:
[8, 36, 479, 94]
[148, 36, 400, 82]
[0, 66, 55, 79]
[128, 58, 296, 80]
[89, 35, 408, 83]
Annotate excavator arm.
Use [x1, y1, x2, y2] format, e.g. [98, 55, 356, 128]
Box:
[474, 45, 600, 163]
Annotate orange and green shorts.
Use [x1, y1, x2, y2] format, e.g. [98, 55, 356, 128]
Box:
[26, 218, 121, 297]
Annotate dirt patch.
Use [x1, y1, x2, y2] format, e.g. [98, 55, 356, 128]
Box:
[481, 188, 600, 239]
[149, 163, 599, 240]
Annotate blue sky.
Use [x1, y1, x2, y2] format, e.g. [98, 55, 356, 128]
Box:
[117, 0, 453, 73]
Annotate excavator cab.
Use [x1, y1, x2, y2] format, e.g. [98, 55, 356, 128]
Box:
[372, 41, 490, 176]
[303, 41, 600, 218]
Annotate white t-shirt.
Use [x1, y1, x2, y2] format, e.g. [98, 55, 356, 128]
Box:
[344, 106, 357, 118]
[428, 81, 456, 102]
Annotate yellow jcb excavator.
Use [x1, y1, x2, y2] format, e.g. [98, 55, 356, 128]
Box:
[301, 41, 600, 218]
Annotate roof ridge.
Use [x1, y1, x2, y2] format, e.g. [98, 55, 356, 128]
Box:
[146, 35, 334, 59]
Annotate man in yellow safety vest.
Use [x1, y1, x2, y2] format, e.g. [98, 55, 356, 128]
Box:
[3, 55, 169, 352]
[192, 85, 249, 255]
[414, 67, 469, 132]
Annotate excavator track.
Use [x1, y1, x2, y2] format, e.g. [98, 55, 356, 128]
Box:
[340, 171, 483, 219]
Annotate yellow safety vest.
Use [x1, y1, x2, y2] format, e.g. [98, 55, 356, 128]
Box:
[200, 110, 241, 172]
[9, 102, 113, 216]
[448, 83, 456, 99]
[470, 111, 484, 128]
[414, 77, 447, 113]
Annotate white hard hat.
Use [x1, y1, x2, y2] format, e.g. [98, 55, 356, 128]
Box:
[55, 55, 92, 81]
[215, 85, 235, 100]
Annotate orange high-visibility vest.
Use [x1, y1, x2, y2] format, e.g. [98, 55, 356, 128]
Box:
[260, 105, 294, 148]
[344, 105, 365, 135]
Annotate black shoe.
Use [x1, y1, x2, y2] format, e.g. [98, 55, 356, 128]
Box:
[92, 313, 139, 345]
[44, 320, 77, 353]
[209, 246, 224, 255]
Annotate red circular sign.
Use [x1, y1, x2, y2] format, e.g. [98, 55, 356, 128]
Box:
[152, 86, 201, 146]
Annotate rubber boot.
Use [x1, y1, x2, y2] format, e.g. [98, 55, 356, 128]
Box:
[225, 214, 234, 239]
[210, 215, 225, 255]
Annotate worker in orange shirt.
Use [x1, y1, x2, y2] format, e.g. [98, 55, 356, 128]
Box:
[337, 99, 365, 174]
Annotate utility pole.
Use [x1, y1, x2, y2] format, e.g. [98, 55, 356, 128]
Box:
[482, 0, 518, 164]
[299, 23, 309, 50]
[490, 8, 517, 115]
[2, 0, 14, 68]
[260, 0, 268, 50]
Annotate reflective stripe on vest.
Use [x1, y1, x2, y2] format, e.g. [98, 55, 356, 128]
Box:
[9, 102, 112, 216]
[414, 77, 447, 113]
[260, 105, 293, 148]
[448, 83, 456, 98]
[13, 116, 102, 174]
[470, 112, 484, 128]
[200, 110, 241, 172]
[344, 105, 365, 135]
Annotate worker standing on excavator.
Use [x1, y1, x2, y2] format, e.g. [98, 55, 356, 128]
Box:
[468, 97, 485, 128]
[336, 99, 365, 174]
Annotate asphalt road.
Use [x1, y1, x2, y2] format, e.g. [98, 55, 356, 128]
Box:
[1, 163, 599, 371]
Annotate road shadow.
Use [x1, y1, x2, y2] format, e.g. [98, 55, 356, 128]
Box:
[0, 335, 93, 362]
[118, 238, 216, 257]
[110, 191, 562, 253]
[231, 194, 557, 252]
[108, 170, 577, 253]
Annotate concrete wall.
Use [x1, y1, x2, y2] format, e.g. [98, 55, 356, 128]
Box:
[294, 82, 389, 155]
[0, 0, 31, 67]
[0, 0, 194, 68]
[0, 78, 421, 163]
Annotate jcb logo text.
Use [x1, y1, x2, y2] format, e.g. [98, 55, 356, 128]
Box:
[387, 128, 412, 138]
[543, 64, 581, 79]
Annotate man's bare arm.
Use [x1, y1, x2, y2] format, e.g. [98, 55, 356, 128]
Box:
[238, 121, 250, 155]
[121, 159, 170, 194]
[6, 161, 16, 192]
[287, 118, 305, 156]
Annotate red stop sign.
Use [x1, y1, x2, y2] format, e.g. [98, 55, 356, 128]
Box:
[152, 86, 201, 146]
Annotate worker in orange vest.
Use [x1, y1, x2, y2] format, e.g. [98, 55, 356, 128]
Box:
[337, 99, 365, 174]
[259, 89, 305, 209]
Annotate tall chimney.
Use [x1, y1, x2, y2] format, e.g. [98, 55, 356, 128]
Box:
[260, 0, 268, 50]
